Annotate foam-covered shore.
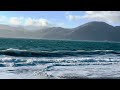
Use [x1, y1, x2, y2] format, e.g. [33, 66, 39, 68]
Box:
[0, 53, 119, 79]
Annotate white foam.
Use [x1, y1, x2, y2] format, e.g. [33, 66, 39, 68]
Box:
[0, 54, 119, 78]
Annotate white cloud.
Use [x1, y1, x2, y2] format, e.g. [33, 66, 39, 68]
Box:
[9, 17, 24, 25]
[0, 16, 50, 27]
[65, 11, 120, 25]
[66, 15, 81, 21]
[83, 11, 120, 24]
[24, 18, 49, 27]
[0, 15, 66, 28]
[65, 11, 81, 21]
[0, 15, 67, 28]
[25, 18, 36, 26]
[37, 18, 49, 26]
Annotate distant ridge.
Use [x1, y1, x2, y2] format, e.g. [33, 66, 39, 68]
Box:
[0, 21, 120, 42]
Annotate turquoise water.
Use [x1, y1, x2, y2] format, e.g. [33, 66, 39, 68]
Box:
[0, 38, 120, 51]
[0, 38, 120, 79]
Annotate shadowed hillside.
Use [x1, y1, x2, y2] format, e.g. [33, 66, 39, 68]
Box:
[0, 21, 120, 42]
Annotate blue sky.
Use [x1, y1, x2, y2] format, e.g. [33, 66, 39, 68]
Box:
[0, 11, 119, 28]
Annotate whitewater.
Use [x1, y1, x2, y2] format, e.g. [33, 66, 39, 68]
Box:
[0, 38, 120, 79]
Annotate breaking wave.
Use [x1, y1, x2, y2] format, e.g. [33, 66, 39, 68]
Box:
[0, 54, 119, 67]
[0, 48, 119, 57]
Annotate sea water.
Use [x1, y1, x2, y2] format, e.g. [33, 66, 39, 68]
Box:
[0, 38, 120, 79]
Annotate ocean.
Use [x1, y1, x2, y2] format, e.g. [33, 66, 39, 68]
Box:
[0, 38, 120, 79]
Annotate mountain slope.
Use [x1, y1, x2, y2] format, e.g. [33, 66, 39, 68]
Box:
[67, 21, 116, 41]
[0, 21, 120, 42]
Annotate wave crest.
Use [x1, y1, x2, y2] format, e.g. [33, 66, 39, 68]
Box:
[0, 48, 119, 57]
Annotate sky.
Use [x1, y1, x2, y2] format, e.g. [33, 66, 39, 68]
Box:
[0, 11, 120, 28]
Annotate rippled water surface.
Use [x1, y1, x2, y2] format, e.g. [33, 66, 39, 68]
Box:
[0, 38, 120, 79]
